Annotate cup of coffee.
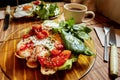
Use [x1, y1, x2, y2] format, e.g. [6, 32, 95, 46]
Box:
[63, 3, 95, 23]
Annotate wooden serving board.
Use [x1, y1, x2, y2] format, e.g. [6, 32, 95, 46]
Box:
[0, 24, 96, 80]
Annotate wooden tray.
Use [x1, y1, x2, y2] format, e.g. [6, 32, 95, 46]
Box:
[0, 24, 96, 80]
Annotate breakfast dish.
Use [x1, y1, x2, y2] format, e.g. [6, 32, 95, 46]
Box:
[12, 0, 60, 19]
[13, 3, 37, 18]
[0, 19, 96, 80]
[15, 19, 95, 75]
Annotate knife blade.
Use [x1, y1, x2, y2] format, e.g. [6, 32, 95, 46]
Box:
[3, 5, 10, 31]
[109, 27, 118, 78]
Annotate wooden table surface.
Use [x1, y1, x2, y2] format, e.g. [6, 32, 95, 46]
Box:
[0, 2, 120, 80]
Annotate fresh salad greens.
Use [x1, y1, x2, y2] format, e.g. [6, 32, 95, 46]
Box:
[34, 1, 60, 19]
[61, 29, 85, 54]
[52, 18, 94, 56]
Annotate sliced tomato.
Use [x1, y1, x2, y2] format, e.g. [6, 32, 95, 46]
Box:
[20, 41, 34, 51]
[59, 50, 71, 60]
[29, 29, 35, 36]
[51, 55, 65, 66]
[51, 50, 71, 66]
[54, 43, 64, 50]
[37, 55, 53, 67]
[41, 30, 49, 37]
[23, 34, 30, 39]
[20, 44, 27, 51]
[36, 32, 46, 39]
[36, 30, 49, 39]
[31, 25, 49, 39]
[37, 50, 71, 67]
[32, 25, 42, 32]
[26, 41, 34, 49]
[33, 0, 41, 5]
[51, 49, 61, 56]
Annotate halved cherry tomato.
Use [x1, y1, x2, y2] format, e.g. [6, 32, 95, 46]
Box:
[32, 25, 49, 39]
[32, 25, 42, 32]
[20, 44, 27, 51]
[23, 34, 30, 39]
[29, 29, 35, 36]
[36, 32, 45, 39]
[37, 50, 71, 67]
[54, 43, 64, 50]
[59, 50, 71, 60]
[51, 49, 61, 56]
[20, 41, 34, 51]
[26, 41, 34, 49]
[36, 30, 49, 39]
[37, 55, 53, 67]
[33, 0, 41, 5]
[51, 50, 71, 66]
[41, 30, 49, 37]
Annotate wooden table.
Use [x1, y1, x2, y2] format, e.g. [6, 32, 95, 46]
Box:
[0, 2, 120, 80]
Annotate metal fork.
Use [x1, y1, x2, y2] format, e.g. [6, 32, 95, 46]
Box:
[103, 26, 110, 62]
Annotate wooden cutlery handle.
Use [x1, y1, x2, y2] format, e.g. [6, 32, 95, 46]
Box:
[110, 44, 118, 78]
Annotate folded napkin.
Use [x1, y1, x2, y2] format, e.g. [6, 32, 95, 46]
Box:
[94, 27, 120, 47]
[0, 11, 5, 19]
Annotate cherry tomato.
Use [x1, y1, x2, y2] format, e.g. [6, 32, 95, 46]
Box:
[33, 0, 41, 5]
[29, 29, 35, 36]
[37, 50, 71, 67]
[31, 25, 49, 39]
[20, 44, 27, 51]
[32, 25, 42, 32]
[26, 41, 34, 49]
[20, 41, 34, 51]
[59, 50, 71, 60]
[51, 49, 61, 56]
[23, 34, 30, 39]
[36, 32, 45, 39]
[36, 30, 49, 39]
[41, 30, 49, 37]
[55, 43, 64, 50]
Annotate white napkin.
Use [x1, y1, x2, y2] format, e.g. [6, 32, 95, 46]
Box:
[0, 11, 5, 19]
[94, 27, 120, 47]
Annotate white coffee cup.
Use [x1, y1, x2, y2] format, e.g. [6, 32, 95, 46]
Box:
[63, 3, 95, 23]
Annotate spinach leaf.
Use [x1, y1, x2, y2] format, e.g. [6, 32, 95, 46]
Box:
[72, 24, 92, 33]
[59, 18, 75, 32]
[61, 30, 85, 54]
[74, 31, 90, 40]
[48, 19, 95, 56]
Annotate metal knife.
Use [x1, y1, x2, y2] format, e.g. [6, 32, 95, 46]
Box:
[109, 27, 118, 78]
[3, 5, 10, 31]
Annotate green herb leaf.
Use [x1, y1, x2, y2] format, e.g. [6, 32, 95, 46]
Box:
[61, 29, 85, 54]
[74, 31, 90, 40]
